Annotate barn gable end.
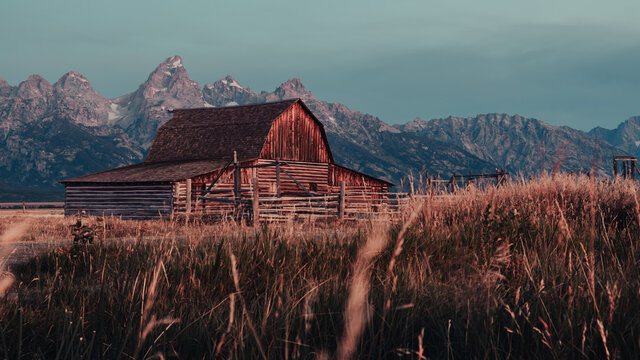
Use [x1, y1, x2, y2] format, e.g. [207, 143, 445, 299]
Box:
[259, 101, 333, 163]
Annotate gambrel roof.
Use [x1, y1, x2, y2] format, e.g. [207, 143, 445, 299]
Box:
[145, 98, 334, 163]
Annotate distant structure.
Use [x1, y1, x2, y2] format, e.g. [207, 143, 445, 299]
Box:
[613, 155, 639, 179]
[61, 99, 392, 219]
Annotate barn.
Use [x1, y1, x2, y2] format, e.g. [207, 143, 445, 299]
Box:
[61, 99, 393, 219]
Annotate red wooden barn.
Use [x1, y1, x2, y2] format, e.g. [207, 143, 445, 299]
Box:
[61, 99, 393, 219]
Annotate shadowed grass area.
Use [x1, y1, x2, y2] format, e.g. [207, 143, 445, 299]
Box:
[0, 174, 639, 359]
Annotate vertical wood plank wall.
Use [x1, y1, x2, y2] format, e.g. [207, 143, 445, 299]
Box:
[259, 102, 332, 163]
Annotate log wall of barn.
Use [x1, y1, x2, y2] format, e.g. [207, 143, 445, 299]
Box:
[173, 159, 331, 214]
[259, 102, 332, 163]
[174, 161, 257, 215]
[255, 159, 329, 195]
[64, 183, 173, 219]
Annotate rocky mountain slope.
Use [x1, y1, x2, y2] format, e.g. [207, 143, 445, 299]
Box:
[0, 73, 142, 195]
[398, 114, 621, 175]
[0, 55, 634, 200]
[589, 117, 640, 158]
[111, 56, 205, 148]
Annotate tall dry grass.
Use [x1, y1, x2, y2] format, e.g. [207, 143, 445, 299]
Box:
[0, 174, 637, 359]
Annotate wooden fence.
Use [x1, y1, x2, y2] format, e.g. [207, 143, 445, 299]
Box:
[171, 152, 509, 222]
[178, 178, 411, 222]
[403, 170, 508, 194]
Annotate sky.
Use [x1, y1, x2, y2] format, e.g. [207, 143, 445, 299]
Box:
[2, 0, 640, 130]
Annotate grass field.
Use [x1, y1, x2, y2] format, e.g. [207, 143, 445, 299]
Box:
[0, 174, 639, 359]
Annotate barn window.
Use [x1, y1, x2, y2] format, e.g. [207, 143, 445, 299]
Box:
[309, 183, 318, 192]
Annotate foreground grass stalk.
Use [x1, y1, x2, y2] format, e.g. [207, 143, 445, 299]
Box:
[135, 260, 179, 359]
[336, 221, 389, 360]
[229, 251, 267, 360]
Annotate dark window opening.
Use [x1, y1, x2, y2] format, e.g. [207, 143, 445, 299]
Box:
[309, 183, 318, 192]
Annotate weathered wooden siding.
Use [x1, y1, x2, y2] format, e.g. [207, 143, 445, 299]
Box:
[65, 162, 390, 219]
[328, 165, 390, 214]
[173, 159, 331, 214]
[328, 164, 389, 194]
[259, 102, 332, 163]
[256, 159, 329, 195]
[174, 161, 257, 215]
[64, 183, 173, 219]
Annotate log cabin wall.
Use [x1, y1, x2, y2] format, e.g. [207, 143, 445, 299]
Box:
[64, 183, 173, 219]
[259, 102, 332, 163]
[255, 159, 329, 195]
[172, 159, 331, 214]
[173, 161, 258, 214]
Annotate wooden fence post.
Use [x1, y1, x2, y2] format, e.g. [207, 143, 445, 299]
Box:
[186, 178, 192, 214]
[339, 180, 345, 219]
[276, 157, 281, 197]
[409, 178, 415, 198]
[233, 151, 240, 217]
[252, 176, 259, 225]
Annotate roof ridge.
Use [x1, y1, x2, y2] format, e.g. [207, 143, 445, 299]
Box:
[171, 98, 299, 112]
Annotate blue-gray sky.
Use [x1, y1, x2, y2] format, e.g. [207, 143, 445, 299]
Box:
[2, 0, 640, 130]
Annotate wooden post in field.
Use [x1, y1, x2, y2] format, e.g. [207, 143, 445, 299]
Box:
[233, 151, 241, 218]
[185, 179, 192, 214]
[409, 178, 415, 198]
[450, 173, 457, 192]
[339, 180, 345, 219]
[275, 157, 281, 197]
[252, 176, 260, 225]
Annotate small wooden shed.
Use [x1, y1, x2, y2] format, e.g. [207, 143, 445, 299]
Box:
[61, 99, 393, 219]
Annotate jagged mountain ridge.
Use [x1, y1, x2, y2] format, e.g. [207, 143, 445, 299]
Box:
[0, 55, 634, 200]
[589, 116, 640, 158]
[0, 73, 143, 194]
[398, 114, 622, 175]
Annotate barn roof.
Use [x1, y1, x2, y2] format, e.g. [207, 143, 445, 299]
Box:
[146, 99, 318, 163]
[61, 159, 228, 183]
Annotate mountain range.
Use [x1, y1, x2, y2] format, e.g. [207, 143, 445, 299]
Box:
[0, 56, 636, 200]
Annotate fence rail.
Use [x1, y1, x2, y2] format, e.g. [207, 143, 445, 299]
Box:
[176, 177, 414, 222]
[173, 153, 509, 222]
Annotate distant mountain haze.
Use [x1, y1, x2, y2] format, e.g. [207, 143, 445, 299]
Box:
[0, 56, 634, 200]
